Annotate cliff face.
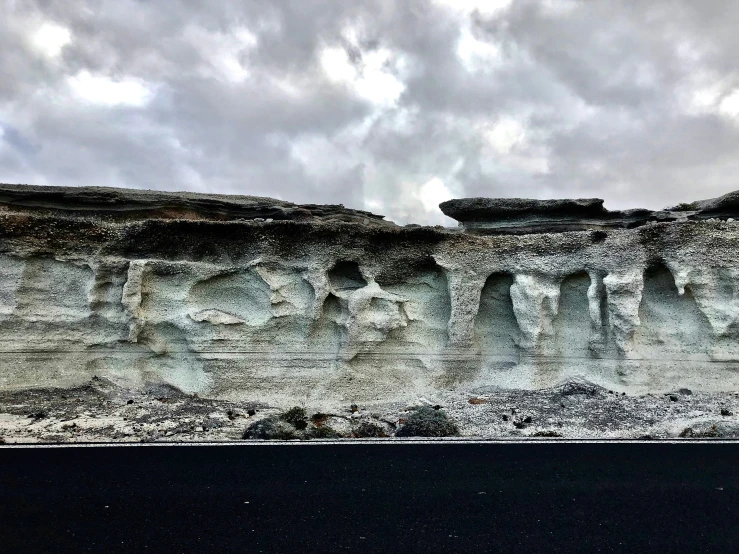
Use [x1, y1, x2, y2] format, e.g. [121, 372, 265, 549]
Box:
[1, 183, 739, 409]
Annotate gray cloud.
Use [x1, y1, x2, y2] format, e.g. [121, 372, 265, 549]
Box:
[1, 0, 739, 224]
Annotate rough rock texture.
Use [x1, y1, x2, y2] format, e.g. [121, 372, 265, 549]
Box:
[2, 183, 739, 441]
[0, 183, 392, 225]
[441, 197, 679, 234]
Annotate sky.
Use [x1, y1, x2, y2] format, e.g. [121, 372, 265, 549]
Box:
[2, 0, 739, 225]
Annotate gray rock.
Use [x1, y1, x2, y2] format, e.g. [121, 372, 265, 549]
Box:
[0, 183, 394, 226]
[439, 197, 666, 234]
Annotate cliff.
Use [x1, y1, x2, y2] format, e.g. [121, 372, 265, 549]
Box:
[1, 183, 738, 441]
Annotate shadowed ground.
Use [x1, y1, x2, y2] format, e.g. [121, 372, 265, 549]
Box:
[1, 443, 738, 552]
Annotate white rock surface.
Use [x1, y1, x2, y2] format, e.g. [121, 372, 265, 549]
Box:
[1, 184, 739, 409]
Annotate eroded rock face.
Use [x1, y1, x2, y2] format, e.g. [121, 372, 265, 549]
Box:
[1, 183, 739, 412]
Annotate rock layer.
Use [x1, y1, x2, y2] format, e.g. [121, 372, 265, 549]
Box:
[1, 183, 739, 413]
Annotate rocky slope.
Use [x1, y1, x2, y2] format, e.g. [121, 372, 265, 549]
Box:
[1, 183, 739, 441]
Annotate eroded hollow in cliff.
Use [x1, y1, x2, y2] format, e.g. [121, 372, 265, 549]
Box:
[553, 272, 593, 358]
[188, 270, 272, 326]
[474, 273, 520, 362]
[328, 261, 367, 291]
[310, 292, 346, 351]
[383, 261, 451, 348]
[634, 263, 712, 360]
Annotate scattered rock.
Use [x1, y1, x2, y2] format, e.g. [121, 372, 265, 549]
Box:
[679, 388, 693, 395]
[247, 409, 256, 417]
[533, 431, 562, 437]
[523, 416, 533, 424]
[721, 409, 733, 416]
[557, 379, 605, 397]
[502, 415, 509, 421]
[679, 425, 720, 438]
[243, 416, 296, 440]
[306, 426, 340, 439]
[669, 395, 678, 402]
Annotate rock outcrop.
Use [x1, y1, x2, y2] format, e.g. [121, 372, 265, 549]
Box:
[1, 183, 739, 422]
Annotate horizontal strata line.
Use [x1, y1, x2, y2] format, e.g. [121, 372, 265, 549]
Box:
[0, 352, 734, 361]
[0, 351, 733, 363]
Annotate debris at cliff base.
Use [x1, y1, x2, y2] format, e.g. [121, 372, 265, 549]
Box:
[243, 416, 297, 440]
[1, 378, 739, 443]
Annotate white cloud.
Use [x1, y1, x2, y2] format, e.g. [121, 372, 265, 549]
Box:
[479, 116, 551, 175]
[418, 177, 454, 212]
[289, 134, 355, 178]
[67, 71, 155, 107]
[676, 76, 739, 123]
[31, 22, 72, 58]
[320, 44, 406, 106]
[483, 117, 527, 154]
[539, 0, 579, 16]
[690, 84, 724, 111]
[321, 47, 356, 82]
[433, 0, 513, 17]
[182, 25, 258, 84]
[719, 90, 739, 120]
[457, 24, 503, 73]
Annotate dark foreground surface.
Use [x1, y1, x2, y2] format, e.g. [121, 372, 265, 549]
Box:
[1, 442, 738, 553]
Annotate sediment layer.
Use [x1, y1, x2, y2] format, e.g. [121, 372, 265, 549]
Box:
[1, 183, 738, 441]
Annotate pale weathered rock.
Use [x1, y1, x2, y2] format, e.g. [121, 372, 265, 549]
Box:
[1, 183, 739, 441]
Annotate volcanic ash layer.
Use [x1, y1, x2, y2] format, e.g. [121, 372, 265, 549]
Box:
[1, 183, 739, 441]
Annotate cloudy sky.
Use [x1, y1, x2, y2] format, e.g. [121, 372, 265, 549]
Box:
[2, 0, 739, 225]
